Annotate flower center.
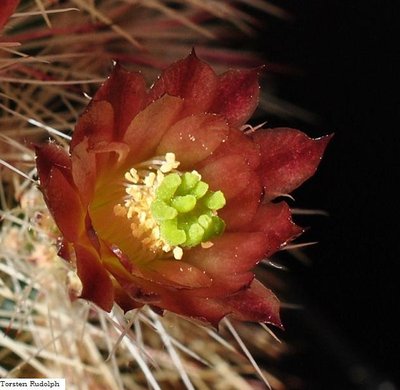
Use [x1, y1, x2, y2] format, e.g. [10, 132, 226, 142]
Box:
[114, 153, 226, 260]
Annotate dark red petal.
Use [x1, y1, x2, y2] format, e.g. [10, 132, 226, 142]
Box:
[74, 244, 114, 312]
[112, 279, 143, 312]
[106, 259, 166, 305]
[119, 279, 162, 306]
[42, 167, 86, 242]
[198, 154, 252, 200]
[0, 0, 19, 30]
[123, 95, 184, 163]
[190, 272, 254, 299]
[100, 243, 142, 281]
[102, 240, 211, 290]
[149, 50, 218, 115]
[57, 238, 73, 262]
[70, 100, 114, 150]
[156, 113, 229, 168]
[108, 245, 250, 299]
[90, 141, 129, 161]
[79, 142, 130, 189]
[71, 138, 97, 206]
[219, 173, 262, 231]
[222, 280, 282, 327]
[211, 68, 260, 127]
[253, 128, 333, 198]
[35, 143, 72, 187]
[93, 63, 147, 138]
[243, 201, 303, 257]
[207, 127, 261, 168]
[185, 232, 267, 274]
[154, 292, 231, 328]
[35, 142, 85, 241]
[145, 259, 213, 289]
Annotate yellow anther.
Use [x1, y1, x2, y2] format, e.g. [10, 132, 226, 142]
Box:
[138, 211, 147, 224]
[125, 168, 139, 183]
[132, 192, 142, 202]
[162, 243, 171, 252]
[173, 247, 183, 260]
[127, 207, 134, 219]
[144, 219, 154, 230]
[157, 170, 165, 183]
[160, 152, 180, 173]
[115, 153, 186, 260]
[144, 172, 156, 187]
[152, 226, 160, 239]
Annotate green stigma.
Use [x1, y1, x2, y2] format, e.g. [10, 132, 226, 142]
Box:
[151, 171, 226, 248]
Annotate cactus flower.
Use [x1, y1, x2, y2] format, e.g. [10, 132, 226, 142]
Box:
[36, 51, 331, 327]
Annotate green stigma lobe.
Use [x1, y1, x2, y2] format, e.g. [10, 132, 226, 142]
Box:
[151, 200, 177, 220]
[191, 181, 209, 199]
[156, 173, 181, 201]
[160, 219, 186, 246]
[179, 172, 200, 193]
[171, 195, 196, 213]
[203, 190, 226, 210]
[151, 172, 226, 248]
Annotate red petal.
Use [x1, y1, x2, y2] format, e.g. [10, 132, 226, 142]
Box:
[90, 141, 129, 161]
[72, 139, 130, 205]
[102, 242, 212, 290]
[42, 167, 86, 242]
[145, 259, 213, 289]
[123, 95, 184, 163]
[219, 173, 262, 231]
[222, 280, 282, 327]
[35, 143, 86, 242]
[154, 292, 230, 327]
[244, 201, 303, 257]
[113, 279, 143, 312]
[0, 0, 19, 30]
[156, 113, 229, 168]
[198, 154, 252, 199]
[211, 68, 260, 127]
[149, 50, 218, 115]
[190, 272, 254, 299]
[74, 244, 114, 311]
[186, 232, 267, 274]
[100, 243, 141, 281]
[57, 238, 73, 262]
[111, 246, 253, 300]
[71, 138, 97, 206]
[90, 141, 130, 176]
[204, 127, 261, 169]
[93, 63, 147, 138]
[35, 143, 72, 187]
[253, 128, 332, 198]
[71, 100, 114, 150]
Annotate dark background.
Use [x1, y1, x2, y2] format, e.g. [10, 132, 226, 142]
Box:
[256, 1, 398, 388]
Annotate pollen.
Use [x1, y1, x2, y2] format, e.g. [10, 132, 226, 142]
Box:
[114, 153, 226, 260]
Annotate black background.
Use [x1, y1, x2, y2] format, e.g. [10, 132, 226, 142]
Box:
[256, 1, 398, 388]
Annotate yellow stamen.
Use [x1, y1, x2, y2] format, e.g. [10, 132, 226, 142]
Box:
[173, 247, 183, 260]
[113, 152, 225, 261]
[201, 241, 214, 249]
[114, 153, 183, 259]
